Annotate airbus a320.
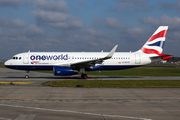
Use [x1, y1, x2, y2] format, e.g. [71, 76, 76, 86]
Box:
[4, 26, 171, 79]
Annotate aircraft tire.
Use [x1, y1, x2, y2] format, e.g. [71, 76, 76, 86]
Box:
[81, 74, 87, 79]
[25, 75, 29, 79]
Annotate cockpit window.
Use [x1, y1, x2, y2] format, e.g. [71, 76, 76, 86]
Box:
[12, 56, 19, 60]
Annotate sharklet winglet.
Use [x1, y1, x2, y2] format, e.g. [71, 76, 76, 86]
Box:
[106, 45, 118, 58]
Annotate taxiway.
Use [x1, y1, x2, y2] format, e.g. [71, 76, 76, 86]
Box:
[0, 68, 180, 120]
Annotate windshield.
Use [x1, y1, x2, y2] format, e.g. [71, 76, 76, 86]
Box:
[12, 56, 21, 60]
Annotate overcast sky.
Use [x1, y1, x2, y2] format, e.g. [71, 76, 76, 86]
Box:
[0, 0, 180, 59]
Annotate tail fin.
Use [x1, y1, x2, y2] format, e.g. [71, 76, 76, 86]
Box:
[139, 26, 168, 55]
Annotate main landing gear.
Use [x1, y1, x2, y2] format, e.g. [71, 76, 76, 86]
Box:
[81, 73, 87, 79]
[80, 68, 87, 79]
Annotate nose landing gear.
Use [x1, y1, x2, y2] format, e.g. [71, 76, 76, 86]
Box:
[25, 70, 29, 79]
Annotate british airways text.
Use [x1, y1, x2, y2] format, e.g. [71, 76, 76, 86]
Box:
[30, 54, 68, 61]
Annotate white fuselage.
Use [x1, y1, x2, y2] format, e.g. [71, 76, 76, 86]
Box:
[4, 51, 153, 71]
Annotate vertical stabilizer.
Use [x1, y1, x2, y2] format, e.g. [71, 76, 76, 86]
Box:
[139, 26, 168, 55]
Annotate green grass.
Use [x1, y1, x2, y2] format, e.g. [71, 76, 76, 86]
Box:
[42, 80, 180, 88]
[86, 67, 180, 76]
[35, 66, 180, 76]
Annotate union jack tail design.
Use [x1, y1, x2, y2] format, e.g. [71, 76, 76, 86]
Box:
[140, 26, 168, 55]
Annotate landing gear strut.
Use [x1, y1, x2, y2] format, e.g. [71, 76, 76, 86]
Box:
[25, 70, 29, 79]
[80, 68, 87, 79]
[81, 73, 87, 79]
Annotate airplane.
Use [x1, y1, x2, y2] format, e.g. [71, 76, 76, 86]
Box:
[4, 26, 171, 79]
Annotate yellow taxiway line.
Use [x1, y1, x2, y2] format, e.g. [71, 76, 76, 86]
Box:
[90, 75, 101, 80]
[0, 82, 34, 84]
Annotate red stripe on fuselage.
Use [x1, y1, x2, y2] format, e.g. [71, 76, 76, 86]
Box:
[148, 30, 167, 42]
[31, 61, 39, 63]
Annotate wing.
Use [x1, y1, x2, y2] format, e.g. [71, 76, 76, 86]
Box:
[53, 45, 118, 69]
[71, 45, 118, 69]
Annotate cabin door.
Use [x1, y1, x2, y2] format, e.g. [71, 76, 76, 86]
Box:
[135, 54, 141, 64]
[23, 52, 29, 64]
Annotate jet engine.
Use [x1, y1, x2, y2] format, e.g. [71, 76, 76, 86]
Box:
[53, 66, 78, 76]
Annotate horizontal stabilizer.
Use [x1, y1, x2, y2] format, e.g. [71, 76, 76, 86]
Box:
[151, 54, 172, 60]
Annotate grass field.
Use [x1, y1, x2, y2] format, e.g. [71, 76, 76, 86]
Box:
[41, 65, 180, 88]
[86, 67, 180, 76]
[42, 80, 180, 88]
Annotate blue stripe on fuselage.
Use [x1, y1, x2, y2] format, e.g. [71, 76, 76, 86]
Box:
[5, 65, 53, 70]
[5, 65, 141, 71]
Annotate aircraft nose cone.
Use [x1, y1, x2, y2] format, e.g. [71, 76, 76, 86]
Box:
[4, 60, 11, 67]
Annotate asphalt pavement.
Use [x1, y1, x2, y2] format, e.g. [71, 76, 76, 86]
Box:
[0, 68, 180, 120]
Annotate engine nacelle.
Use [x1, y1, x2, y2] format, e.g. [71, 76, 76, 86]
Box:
[53, 66, 78, 76]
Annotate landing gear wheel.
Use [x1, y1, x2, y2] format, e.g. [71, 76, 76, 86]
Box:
[81, 74, 87, 79]
[25, 75, 29, 79]
[25, 70, 30, 79]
